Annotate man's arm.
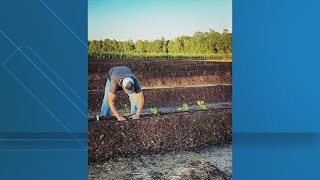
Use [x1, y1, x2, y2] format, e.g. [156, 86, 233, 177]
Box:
[108, 92, 125, 121]
[132, 92, 144, 119]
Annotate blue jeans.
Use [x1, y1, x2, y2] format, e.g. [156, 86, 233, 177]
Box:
[100, 80, 138, 116]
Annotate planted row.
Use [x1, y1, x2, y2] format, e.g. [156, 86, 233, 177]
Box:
[88, 52, 232, 60]
[147, 101, 209, 117]
[118, 101, 209, 120]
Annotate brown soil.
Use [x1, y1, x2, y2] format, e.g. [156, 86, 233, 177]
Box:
[88, 145, 232, 180]
[88, 109, 231, 163]
[88, 74, 231, 91]
[88, 59, 233, 178]
[88, 85, 232, 111]
[88, 102, 232, 120]
[88, 59, 232, 78]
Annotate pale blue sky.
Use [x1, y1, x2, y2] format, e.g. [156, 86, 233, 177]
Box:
[88, 0, 232, 41]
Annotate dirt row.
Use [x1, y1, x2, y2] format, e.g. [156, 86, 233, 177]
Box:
[88, 145, 232, 179]
[88, 66, 231, 80]
[88, 74, 232, 90]
[88, 59, 231, 75]
[88, 102, 232, 120]
[89, 109, 231, 163]
[88, 85, 232, 111]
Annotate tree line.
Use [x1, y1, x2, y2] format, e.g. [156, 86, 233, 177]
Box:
[88, 29, 232, 59]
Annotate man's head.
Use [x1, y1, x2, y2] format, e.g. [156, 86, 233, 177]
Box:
[122, 77, 134, 94]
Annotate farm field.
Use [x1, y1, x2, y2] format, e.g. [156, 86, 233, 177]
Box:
[89, 145, 232, 180]
[88, 58, 232, 179]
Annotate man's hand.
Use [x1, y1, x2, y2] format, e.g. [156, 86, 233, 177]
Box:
[132, 114, 140, 120]
[117, 116, 126, 121]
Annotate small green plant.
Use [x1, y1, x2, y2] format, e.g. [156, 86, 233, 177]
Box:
[123, 104, 132, 119]
[197, 101, 207, 110]
[150, 107, 158, 116]
[177, 103, 189, 111]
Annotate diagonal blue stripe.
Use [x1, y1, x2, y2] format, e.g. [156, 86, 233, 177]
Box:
[20, 46, 87, 106]
[2, 48, 20, 66]
[0, 31, 87, 150]
[2, 64, 87, 150]
[0, 31, 87, 118]
[2, 65, 87, 150]
[40, 0, 87, 48]
[3, 46, 87, 106]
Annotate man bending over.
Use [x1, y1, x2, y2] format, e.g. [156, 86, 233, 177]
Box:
[100, 66, 144, 121]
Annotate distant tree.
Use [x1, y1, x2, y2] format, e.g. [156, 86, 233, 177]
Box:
[135, 40, 145, 53]
[88, 40, 98, 52]
[151, 39, 164, 53]
[88, 29, 232, 55]
[167, 40, 175, 54]
[217, 29, 232, 53]
[162, 40, 169, 53]
[121, 39, 135, 53]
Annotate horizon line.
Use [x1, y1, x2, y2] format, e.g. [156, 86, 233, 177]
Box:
[88, 28, 232, 42]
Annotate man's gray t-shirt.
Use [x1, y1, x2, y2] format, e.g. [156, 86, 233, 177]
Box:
[106, 66, 142, 94]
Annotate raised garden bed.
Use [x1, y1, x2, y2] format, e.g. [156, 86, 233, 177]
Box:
[88, 85, 232, 111]
[88, 102, 232, 121]
[88, 109, 231, 163]
[88, 74, 231, 90]
[88, 59, 231, 76]
[89, 69, 230, 80]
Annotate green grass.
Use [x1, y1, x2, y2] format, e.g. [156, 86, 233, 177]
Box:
[88, 52, 232, 61]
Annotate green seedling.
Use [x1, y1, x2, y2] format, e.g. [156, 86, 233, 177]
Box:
[182, 103, 189, 111]
[123, 104, 132, 119]
[150, 107, 158, 116]
[177, 103, 189, 111]
[197, 101, 207, 110]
